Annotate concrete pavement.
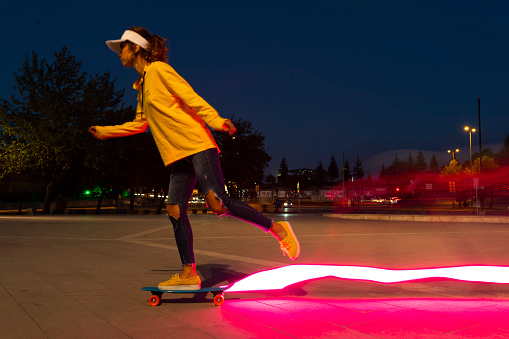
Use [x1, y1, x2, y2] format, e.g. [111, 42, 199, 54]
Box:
[1, 213, 509, 338]
[328, 212, 509, 224]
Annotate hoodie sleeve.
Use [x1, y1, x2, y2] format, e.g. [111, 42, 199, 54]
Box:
[95, 109, 149, 140]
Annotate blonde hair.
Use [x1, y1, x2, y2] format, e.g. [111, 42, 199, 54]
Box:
[126, 27, 168, 63]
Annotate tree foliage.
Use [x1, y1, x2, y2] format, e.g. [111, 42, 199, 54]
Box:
[314, 160, 327, 187]
[278, 156, 289, 185]
[327, 156, 340, 183]
[343, 157, 351, 182]
[472, 148, 495, 161]
[353, 156, 364, 180]
[379, 162, 387, 181]
[0, 46, 129, 212]
[265, 174, 276, 185]
[496, 134, 509, 166]
[415, 149, 427, 171]
[429, 154, 439, 173]
[464, 156, 499, 175]
[406, 151, 414, 173]
[440, 159, 463, 176]
[213, 116, 271, 198]
[385, 153, 405, 177]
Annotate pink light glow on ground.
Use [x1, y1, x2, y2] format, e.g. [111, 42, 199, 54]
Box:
[220, 298, 509, 338]
[222, 265, 509, 292]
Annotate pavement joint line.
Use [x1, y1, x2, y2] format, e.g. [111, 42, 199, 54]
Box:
[297, 230, 509, 236]
[117, 225, 286, 267]
[130, 230, 509, 242]
[0, 282, 49, 336]
[0, 222, 282, 267]
[3, 229, 509, 242]
[122, 239, 282, 267]
[0, 235, 117, 241]
[142, 235, 276, 239]
[116, 225, 169, 240]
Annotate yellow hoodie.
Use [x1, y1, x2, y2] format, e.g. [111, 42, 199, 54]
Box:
[95, 61, 227, 166]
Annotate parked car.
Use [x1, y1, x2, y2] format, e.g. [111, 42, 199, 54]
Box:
[387, 197, 401, 204]
[189, 196, 205, 204]
[371, 198, 385, 203]
[274, 200, 292, 208]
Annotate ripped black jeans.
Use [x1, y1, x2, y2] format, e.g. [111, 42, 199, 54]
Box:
[167, 148, 273, 265]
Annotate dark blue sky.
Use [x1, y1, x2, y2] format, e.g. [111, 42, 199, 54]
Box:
[2, 0, 508, 178]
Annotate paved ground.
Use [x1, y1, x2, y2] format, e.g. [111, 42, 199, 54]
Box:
[1, 213, 509, 338]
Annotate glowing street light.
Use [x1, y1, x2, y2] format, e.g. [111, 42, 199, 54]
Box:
[464, 126, 476, 176]
[447, 149, 459, 160]
[464, 126, 477, 208]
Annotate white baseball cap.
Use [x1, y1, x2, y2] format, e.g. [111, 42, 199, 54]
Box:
[105, 30, 149, 53]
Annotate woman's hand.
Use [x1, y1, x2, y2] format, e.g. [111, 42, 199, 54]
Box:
[89, 126, 102, 140]
[222, 119, 237, 136]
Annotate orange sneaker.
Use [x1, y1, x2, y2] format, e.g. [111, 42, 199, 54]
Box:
[277, 221, 300, 260]
[158, 274, 201, 291]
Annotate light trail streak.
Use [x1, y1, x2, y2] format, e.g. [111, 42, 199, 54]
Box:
[223, 265, 509, 292]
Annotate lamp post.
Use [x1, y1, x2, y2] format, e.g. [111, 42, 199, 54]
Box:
[447, 149, 459, 160]
[464, 126, 477, 210]
[464, 127, 476, 176]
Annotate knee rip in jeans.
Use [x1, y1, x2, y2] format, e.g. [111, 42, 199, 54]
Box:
[205, 190, 228, 215]
[166, 204, 180, 220]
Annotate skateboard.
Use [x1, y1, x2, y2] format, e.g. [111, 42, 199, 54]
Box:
[142, 286, 227, 306]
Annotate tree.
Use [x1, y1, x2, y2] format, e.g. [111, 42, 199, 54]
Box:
[353, 156, 364, 180]
[379, 162, 387, 181]
[429, 154, 439, 173]
[0, 47, 127, 213]
[441, 159, 463, 176]
[314, 160, 327, 187]
[415, 149, 427, 172]
[213, 116, 271, 198]
[386, 153, 405, 177]
[406, 151, 414, 173]
[87, 129, 169, 212]
[472, 148, 495, 160]
[327, 155, 340, 183]
[496, 134, 509, 166]
[277, 156, 289, 186]
[465, 156, 499, 175]
[343, 158, 351, 182]
[265, 174, 276, 185]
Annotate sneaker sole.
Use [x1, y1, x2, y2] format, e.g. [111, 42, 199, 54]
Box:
[157, 284, 201, 291]
[280, 221, 300, 260]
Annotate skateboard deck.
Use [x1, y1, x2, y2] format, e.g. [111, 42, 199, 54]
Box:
[142, 286, 227, 306]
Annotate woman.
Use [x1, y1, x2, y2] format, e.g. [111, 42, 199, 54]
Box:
[89, 27, 300, 290]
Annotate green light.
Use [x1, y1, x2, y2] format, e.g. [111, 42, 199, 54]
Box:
[84, 190, 91, 195]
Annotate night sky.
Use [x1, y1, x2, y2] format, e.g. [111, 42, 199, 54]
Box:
[2, 0, 509, 178]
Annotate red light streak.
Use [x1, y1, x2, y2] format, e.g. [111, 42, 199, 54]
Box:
[223, 265, 509, 292]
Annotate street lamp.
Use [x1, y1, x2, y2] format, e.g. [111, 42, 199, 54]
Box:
[464, 126, 476, 176]
[464, 126, 477, 209]
[447, 149, 459, 160]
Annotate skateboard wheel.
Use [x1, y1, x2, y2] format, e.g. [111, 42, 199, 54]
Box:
[148, 294, 161, 307]
[214, 293, 224, 306]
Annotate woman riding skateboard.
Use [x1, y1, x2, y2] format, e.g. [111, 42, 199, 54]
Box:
[89, 27, 300, 290]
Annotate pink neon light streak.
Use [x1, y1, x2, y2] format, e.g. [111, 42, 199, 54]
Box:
[223, 265, 509, 292]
